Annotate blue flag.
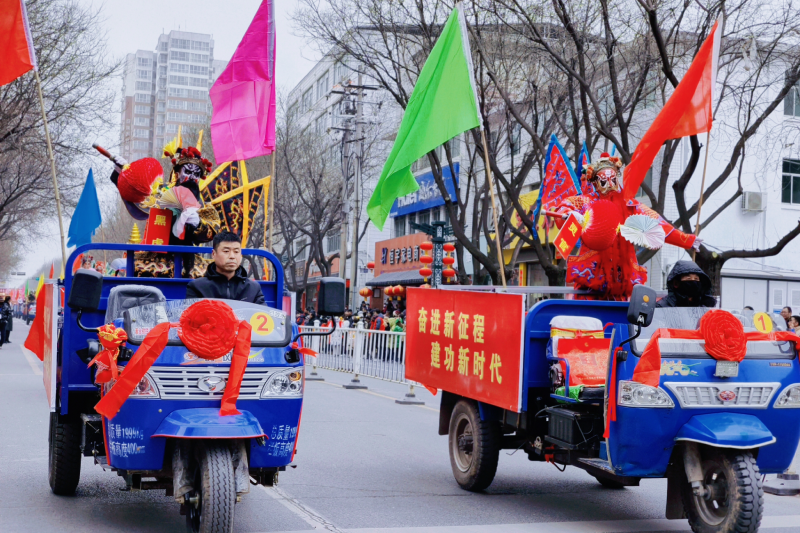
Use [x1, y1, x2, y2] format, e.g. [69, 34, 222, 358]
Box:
[578, 141, 591, 170]
[67, 169, 102, 248]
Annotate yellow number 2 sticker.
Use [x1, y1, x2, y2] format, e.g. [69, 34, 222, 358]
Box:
[250, 312, 275, 336]
[753, 312, 773, 333]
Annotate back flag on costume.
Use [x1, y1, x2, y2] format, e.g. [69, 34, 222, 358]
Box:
[532, 135, 580, 223]
[578, 141, 596, 197]
[210, 0, 276, 164]
[367, 3, 481, 230]
[623, 18, 721, 198]
[0, 0, 37, 86]
[67, 169, 102, 248]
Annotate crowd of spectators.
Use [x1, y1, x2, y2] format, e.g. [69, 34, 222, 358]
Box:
[295, 300, 407, 333]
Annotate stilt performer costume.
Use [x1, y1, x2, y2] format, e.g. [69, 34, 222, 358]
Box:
[553, 153, 700, 299]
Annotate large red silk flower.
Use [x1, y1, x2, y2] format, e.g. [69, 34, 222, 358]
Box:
[179, 300, 238, 359]
[699, 309, 747, 362]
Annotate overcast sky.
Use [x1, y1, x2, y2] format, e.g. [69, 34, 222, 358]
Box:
[15, 0, 319, 281]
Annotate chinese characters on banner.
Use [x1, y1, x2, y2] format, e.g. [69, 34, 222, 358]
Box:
[554, 212, 582, 260]
[405, 289, 526, 412]
[143, 208, 173, 246]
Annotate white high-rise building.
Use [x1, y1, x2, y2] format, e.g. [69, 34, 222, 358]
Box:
[120, 31, 228, 162]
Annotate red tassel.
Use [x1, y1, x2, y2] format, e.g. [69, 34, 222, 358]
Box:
[94, 322, 172, 419]
[220, 321, 252, 416]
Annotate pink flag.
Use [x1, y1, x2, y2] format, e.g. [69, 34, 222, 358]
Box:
[210, 0, 276, 164]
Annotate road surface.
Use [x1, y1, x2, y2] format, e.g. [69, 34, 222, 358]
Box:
[1, 323, 799, 533]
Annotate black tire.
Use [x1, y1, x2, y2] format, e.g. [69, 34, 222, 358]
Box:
[682, 450, 763, 533]
[594, 475, 626, 489]
[186, 443, 236, 533]
[48, 412, 82, 495]
[448, 399, 501, 492]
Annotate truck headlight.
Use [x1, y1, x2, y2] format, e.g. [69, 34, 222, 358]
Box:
[262, 369, 303, 397]
[618, 380, 674, 408]
[774, 384, 800, 408]
[102, 373, 159, 398]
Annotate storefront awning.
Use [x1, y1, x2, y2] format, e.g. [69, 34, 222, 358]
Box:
[366, 269, 425, 287]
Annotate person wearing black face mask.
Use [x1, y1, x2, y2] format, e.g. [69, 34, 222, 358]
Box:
[656, 260, 717, 308]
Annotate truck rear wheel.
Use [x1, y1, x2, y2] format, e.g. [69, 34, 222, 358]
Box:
[185, 443, 236, 533]
[48, 412, 82, 495]
[682, 450, 763, 533]
[448, 399, 500, 492]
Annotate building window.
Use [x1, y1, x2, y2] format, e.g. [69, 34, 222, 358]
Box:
[327, 233, 340, 253]
[432, 206, 441, 222]
[134, 128, 149, 138]
[134, 105, 150, 115]
[135, 81, 151, 91]
[159, 66, 167, 76]
[191, 41, 210, 51]
[137, 57, 151, 67]
[417, 210, 430, 226]
[136, 69, 150, 80]
[316, 71, 329, 100]
[169, 75, 189, 86]
[636, 168, 653, 198]
[159, 53, 167, 63]
[510, 124, 521, 155]
[170, 63, 189, 73]
[782, 159, 800, 204]
[190, 53, 209, 63]
[170, 51, 189, 61]
[134, 94, 151, 103]
[394, 215, 406, 237]
[295, 239, 307, 261]
[166, 124, 178, 133]
[159, 42, 168, 52]
[172, 38, 191, 50]
[189, 77, 207, 87]
[133, 140, 149, 149]
[190, 65, 208, 76]
[784, 72, 800, 117]
[302, 88, 313, 113]
[315, 115, 326, 135]
[334, 61, 349, 82]
[134, 117, 149, 126]
[157, 102, 165, 112]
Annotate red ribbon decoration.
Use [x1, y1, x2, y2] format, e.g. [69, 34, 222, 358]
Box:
[94, 300, 253, 419]
[88, 324, 129, 384]
[632, 309, 800, 388]
[603, 347, 622, 439]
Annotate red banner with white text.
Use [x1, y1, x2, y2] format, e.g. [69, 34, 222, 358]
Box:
[405, 288, 526, 412]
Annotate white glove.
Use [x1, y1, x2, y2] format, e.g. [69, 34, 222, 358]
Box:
[569, 211, 585, 226]
[112, 155, 128, 173]
[692, 237, 703, 251]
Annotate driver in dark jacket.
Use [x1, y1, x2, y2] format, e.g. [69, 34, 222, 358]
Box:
[656, 260, 716, 308]
[186, 231, 264, 304]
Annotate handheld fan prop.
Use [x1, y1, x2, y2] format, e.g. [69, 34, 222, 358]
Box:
[158, 186, 200, 211]
[619, 215, 666, 250]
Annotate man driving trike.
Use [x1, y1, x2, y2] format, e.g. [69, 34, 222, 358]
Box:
[186, 231, 264, 304]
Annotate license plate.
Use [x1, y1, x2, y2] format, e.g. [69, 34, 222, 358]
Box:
[714, 360, 739, 378]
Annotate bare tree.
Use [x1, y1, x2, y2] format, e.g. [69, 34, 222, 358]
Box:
[0, 0, 119, 248]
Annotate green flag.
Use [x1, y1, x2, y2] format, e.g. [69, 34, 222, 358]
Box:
[367, 4, 480, 230]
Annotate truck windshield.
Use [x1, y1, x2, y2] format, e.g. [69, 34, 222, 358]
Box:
[630, 307, 796, 359]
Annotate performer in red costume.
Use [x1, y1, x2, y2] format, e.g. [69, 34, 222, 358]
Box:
[553, 153, 700, 300]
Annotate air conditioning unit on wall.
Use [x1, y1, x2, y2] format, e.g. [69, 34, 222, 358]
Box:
[741, 191, 766, 212]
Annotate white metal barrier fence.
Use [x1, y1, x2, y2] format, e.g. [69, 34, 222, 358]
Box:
[299, 322, 423, 404]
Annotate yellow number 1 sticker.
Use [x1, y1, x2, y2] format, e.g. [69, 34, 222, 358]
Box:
[753, 312, 773, 333]
[250, 312, 275, 336]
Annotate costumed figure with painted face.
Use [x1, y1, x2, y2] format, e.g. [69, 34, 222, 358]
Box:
[552, 152, 701, 300]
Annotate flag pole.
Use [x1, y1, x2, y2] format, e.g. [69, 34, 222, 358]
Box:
[691, 129, 712, 261]
[268, 151, 275, 253]
[34, 71, 68, 268]
[480, 129, 507, 288]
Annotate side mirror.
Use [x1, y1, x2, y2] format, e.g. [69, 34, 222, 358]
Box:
[69, 269, 103, 311]
[627, 284, 657, 327]
[316, 277, 346, 316]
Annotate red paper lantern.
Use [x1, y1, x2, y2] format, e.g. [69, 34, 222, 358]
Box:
[359, 287, 371, 298]
[367, 261, 375, 270]
[420, 241, 433, 251]
[443, 268, 457, 278]
[420, 255, 433, 264]
[385, 286, 395, 296]
[442, 256, 455, 266]
[443, 243, 455, 252]
[419, 267, 432, 278]
[581, 199, 623, 251]
[394, 286, 406, 297]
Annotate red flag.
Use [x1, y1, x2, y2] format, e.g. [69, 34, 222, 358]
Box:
[623, 19, 721, 198]
[24, 287, 48, 361]
[49, 261, 54, 279]
[0, 0, 37, 86]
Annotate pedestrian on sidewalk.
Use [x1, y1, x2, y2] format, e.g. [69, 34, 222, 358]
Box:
[0, 297, 9, 348]
[2, 296, 12, 344]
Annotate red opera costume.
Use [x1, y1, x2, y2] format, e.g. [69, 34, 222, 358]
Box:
[553, 153, 697, 299]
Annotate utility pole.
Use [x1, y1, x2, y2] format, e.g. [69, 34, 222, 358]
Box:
[338, 127, 350, 281]
[349, 72, 364, 312]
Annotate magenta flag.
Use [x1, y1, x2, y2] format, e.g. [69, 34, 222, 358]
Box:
[210, 0, 276, 164]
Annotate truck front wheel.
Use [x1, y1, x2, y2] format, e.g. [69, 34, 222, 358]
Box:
[448, 399, 501, 492]
[48, 412, 82, 495]
[682, 450, 763, 533]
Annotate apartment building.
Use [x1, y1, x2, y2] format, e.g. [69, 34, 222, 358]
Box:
[120, 31, 228, 162]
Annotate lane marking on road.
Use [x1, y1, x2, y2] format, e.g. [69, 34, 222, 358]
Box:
[21, 347, 43, 376]
[259, 484, 345, 532]
[329, 514, 800, 533]
[308, 376, 438, 412]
